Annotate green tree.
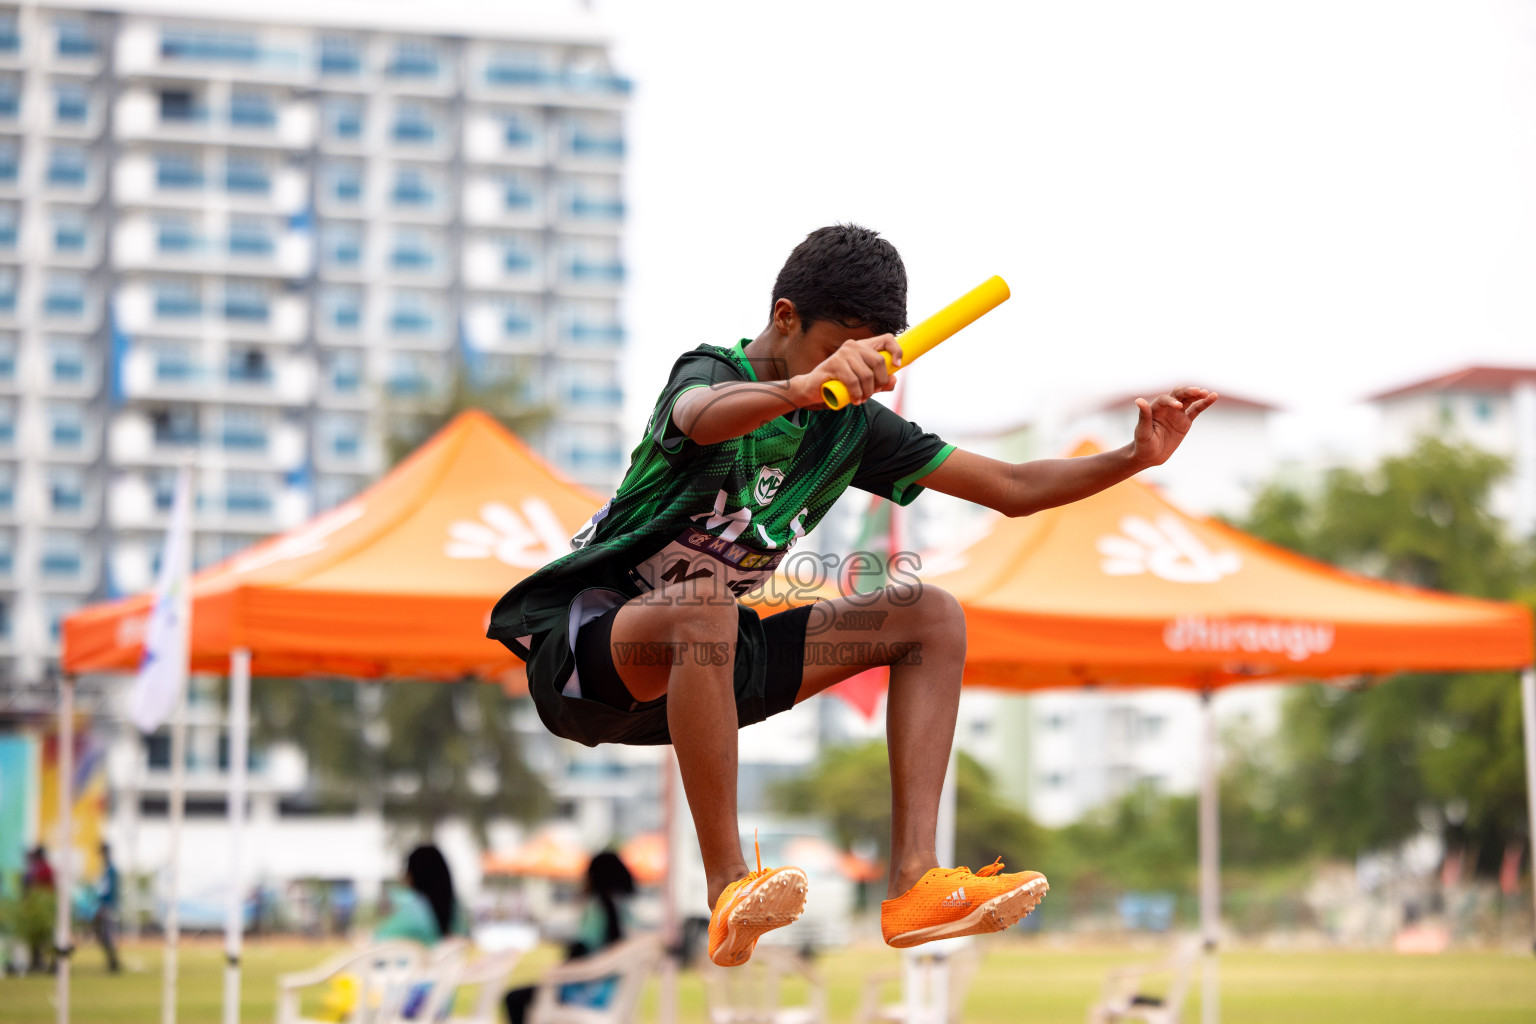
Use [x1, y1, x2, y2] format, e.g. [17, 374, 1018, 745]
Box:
[385, 363, 550, 466]
[1241, 435, 1536, 873]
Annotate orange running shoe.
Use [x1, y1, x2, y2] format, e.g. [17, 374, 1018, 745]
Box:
[880, 857, 1048, 948]
[707, 837, 808, 967]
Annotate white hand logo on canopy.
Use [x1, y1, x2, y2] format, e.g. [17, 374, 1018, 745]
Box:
[446, 498, 570, 568]
[1097, 514, 1242, 583]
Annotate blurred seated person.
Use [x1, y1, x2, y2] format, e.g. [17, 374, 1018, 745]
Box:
[503, 851, 636, 1024]
[374, 845, 470, 945]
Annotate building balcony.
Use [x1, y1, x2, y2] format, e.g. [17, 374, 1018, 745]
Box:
[113, 218, 314, 278]
[36, 552, 99, 594]
[114, 22, 310, 86]
[120, 349, 315, 406]
[113, 153, 308, 216]
[468, 59, 631, 111]
[109, 411, 305, 470]
[109, 476, 309, 535]
[115, 283, 309, 345]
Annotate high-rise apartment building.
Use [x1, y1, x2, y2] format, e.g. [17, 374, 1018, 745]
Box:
[0, 1, 628, 685]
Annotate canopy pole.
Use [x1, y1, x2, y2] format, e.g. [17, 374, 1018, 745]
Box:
[1199, 690, 1219, 1024]
[223, 650, 251, 1024]
[55, 673, 74, 1024]
[658, 748, 679, 1024]
[162, 684, 187, 1024]
[1521, 666, 1536, 955]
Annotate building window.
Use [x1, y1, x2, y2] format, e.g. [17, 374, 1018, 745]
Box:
[388, 40, 439, 78]
[392, 103, 436, 145]
[45, 596, 82, 641]
[47, 145, 88, 187]
[318, 36, 361, 76]
[221, 408, 267, 451]
[227, 348, 270, 385]
[151, 341, 196, 382]
[54, 81, 89, 123]
[501, 172, 536, 212]
[0, 14, 18, 54]
[386, 352, 430, 397]
[322, 287, 362, 331]
[153, 277, 201, 318]
[485, 49, 552, 87]
[502, 298, 536, 338]
[48, 403, 85, 449]
[49, 467, 85, 513]
[158, 89, 203, 123]
[0, 204, 19, 249]
[0, 267, 16, 314]
[161, 30, 258, 63]
[43, 272, 87, 317]
[228, 217, 274, 257]
[323, 98, 363, 141]
[149, 468, 177, 510]
[223, 280, 269, 322]
[0, 467, 13, 513]
[49, 337, 87, 383]
[225, 155, 270, 194]
[55, 19, 95, 58]
[224, 472, 272, 515]
[321, 223, 362, 268]
[230, 92, 276, 129]
[52, 209, 87, 252]
[1474, 396, 1494, 422]
[155, 150, 202, 189]
[328, 351, 362, 394]
[151, 406, 198, 446]
[156, 216, 198, 253]
[0, 335, 14, 379]
[325, 162, 363, 203]
[504, 113, 537, 148]
[0, 77, 17, 119]
[389, 229, 435, 271]
[0, 400, 13, 445]
[388, 291, 435, 335]
[390, 167, 434, 207]
[0, 140, 17, 184]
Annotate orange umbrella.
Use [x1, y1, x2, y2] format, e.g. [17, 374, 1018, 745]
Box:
[483, 832, 589, 882]
[618, 832, 667, 887]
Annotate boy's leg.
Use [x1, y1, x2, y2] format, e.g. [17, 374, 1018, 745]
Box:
[604, 574, 749, 907]
[605, 573, 808, 966]
[788, 582, 1047, 946]
[786, 585, 966, 896]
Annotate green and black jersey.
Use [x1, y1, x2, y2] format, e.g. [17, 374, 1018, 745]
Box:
[487, 339, 955, 657]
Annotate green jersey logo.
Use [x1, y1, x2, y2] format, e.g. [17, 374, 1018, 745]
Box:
[753, 466, 786, 506]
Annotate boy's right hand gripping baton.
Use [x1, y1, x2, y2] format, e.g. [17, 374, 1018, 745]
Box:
[821, 275, 1011, 410]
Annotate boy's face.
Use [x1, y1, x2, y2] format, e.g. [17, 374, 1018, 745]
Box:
[773, 299, 880, 378]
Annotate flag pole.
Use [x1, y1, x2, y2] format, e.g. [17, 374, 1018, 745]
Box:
[55, 673, 75, 1024]
[162, 687, 186, 1024]
[223, 649, 252, 1024]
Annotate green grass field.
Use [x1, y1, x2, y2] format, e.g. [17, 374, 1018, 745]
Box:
[5, 937, 1536, 1023]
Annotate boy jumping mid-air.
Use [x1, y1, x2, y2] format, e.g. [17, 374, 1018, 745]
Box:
[489, 224, 1216, 966]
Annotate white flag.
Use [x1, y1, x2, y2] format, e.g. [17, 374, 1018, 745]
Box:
[128, 465, 193, 734]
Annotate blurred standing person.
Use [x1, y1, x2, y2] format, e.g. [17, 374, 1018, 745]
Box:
[503, 852, 635, 1024]
[21, 846, 56, 973]
[374, 845, 468, 945]
[93, 841, 121, 973]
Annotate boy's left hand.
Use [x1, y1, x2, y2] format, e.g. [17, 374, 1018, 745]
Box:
[1130, 387, 1218, 467]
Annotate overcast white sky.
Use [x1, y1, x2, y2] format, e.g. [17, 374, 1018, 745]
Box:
[594, 0, 1536, 459]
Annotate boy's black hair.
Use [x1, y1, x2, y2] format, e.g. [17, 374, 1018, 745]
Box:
[771, 224, 908, 337]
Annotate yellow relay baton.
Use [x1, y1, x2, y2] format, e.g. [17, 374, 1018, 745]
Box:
[821, 275, 1011, 410]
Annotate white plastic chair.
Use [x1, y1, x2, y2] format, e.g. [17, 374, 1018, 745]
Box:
[1085, 935, 1201, 1024]
[701, 944, 826, 1024]
[527, 934, 664, 1024]
[854, 938, 981, 1024]
[442, 948, 526, 1024]
[275, 940, 426, 1024]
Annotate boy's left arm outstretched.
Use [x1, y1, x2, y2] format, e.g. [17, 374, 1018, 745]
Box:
[915, 387, 1218, 514]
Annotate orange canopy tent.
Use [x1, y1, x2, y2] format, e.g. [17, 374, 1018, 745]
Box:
[483, 831, 591, 882]
[922, 443, 1532, 690]
[61, 410, 605, 682]
[913, 442, 1533, 1022]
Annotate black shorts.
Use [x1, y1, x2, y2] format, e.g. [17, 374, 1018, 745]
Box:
[522, 588, 815, 747]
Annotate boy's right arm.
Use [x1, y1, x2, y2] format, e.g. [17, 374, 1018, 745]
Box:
[672, 336, 901, 445]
